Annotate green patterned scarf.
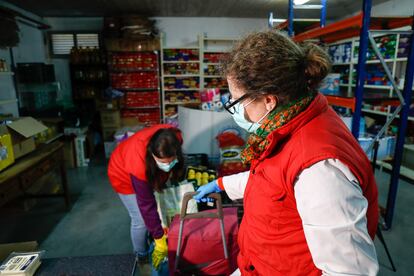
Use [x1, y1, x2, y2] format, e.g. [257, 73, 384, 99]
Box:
[241, 94, 314, 164]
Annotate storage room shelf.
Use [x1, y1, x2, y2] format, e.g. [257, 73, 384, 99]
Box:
[0, 71, 14, 76]
[204, 75, 222, 78]
[404, 144, 414, 151]
[396, 57, 408, 62]
[123, 106, 160, 109]
[116, 88, 160, 91]
[338, 83, 394, 90]
[362, 108, 388, 116]
[293, 13, 413, 43]
[45, 133, 64, 145]
[357, 84, 392, 90]
[165, 101, 201, 105]
[163, 74, 200, 78]
[204, 63, 220, 66]
[407, 116, 414, 122]
[362, 108, 414, 121]
[110, 68, 159, 73]
[203, 87, 229, 90]
[0, 99, 18, 105]
[325, 95, 356, 111]
[164, 88, 199, 91]
[163, 47, 199, 50]
[366, 58, 395, 64]
[376, 160, 414, 181]
[203, 37, 238, 41]
[203, 50, 229, 53]
[71, 63, 107, 67]
[333, 59, 396, 66]
[333, 62, 352, 66]
[162, 61, 200, 64]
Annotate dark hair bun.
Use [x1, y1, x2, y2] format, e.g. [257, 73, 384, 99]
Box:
[302, 43, 331, 90]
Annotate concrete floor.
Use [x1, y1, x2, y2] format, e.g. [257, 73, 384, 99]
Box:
[1, 156, 413, 275]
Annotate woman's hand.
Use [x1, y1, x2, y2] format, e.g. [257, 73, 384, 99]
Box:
[193, 180, 222, 203]
[152, 234, 168, 270]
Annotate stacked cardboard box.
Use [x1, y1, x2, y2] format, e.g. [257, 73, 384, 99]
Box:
[0, 117, 48, 171]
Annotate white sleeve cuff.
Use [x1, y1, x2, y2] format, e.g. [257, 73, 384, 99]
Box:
[222, 170, 250, 200]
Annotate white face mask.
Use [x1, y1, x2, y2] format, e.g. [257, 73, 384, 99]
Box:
[155, 158, 178, 172]
[232, 99, 271, 133]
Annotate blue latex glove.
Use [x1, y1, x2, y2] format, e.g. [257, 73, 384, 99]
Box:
[193, 180, 222, 203]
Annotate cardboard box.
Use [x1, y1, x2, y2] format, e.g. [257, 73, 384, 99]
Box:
[97, 99, 121, 110]
[0, 126, 15, 171]
[6, 117, 48, 159]
[101, 110, 121, 128]
[121, 117, 145, 127]
[0, 241, 38, 262]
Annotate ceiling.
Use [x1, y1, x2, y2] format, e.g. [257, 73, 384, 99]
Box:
[6, 0, 388, 19]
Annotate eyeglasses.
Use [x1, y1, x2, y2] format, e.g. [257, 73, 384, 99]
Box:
[223, 94, 252, 114]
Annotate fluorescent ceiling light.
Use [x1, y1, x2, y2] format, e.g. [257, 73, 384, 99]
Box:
[294, 0, 311, 5]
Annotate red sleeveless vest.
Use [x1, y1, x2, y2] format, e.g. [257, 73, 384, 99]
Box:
[238, 94, 378, 275]
[108, 124, 179, 194]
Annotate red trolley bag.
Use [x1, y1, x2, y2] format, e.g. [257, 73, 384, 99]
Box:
[168, 192, 239, 275]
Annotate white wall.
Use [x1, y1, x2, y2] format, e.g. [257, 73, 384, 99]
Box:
[0, 19, 46, 116]
[44, 17, 104, 107]
[0, 48, 19, 117]
[13, 24, 46, 63]
[46, 17, 103, 31]
[372, 0, 414, 16]
[0, 1, 47, 63]
[154, 17, 267, 47]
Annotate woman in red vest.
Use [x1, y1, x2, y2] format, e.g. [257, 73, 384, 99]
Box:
[195, 31, 379, 275]
[108, 124, 183, 270]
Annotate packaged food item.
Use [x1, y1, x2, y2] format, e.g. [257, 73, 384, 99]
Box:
[186, 166, 217, 186]
[216, 129, 247, 176]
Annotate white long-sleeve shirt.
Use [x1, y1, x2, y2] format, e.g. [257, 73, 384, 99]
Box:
[222, 159, 379, 276]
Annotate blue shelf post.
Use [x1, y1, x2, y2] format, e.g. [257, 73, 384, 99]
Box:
[385, 19, 414, 229]
[351, 0, 372, 138]
[288, 0, 294, 36]
[320, 0, 327, 27]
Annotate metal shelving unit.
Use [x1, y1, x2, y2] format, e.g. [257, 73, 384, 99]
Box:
[160, 34, 202, 120]
[108, 51, 162, 125]
[291, 0, 414, 228]
[159, 34, 239, 120]
[200, 35, 238, 94]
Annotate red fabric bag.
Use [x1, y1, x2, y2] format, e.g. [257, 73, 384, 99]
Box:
[168, 207, 239, 275]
